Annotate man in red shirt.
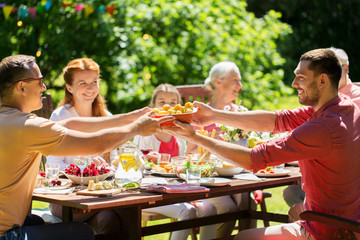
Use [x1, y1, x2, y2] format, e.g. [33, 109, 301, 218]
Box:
[166, 48, 360, 240]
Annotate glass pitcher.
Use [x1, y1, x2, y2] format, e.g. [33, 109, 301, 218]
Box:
[115, 141, 142, 185]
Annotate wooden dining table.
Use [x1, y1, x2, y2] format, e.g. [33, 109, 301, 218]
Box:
[32, 166, 301, 240]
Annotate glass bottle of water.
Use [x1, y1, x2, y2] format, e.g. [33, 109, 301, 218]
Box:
[115, 142, 142, 185]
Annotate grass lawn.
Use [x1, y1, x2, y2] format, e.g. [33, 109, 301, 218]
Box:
[32, 200, 49, 210]
[33, 94, 301, 240]
[142, 186, 290, 240]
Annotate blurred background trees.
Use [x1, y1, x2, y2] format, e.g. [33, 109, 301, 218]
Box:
[247, 0, 360, 86]
[5, 0, 356, 113]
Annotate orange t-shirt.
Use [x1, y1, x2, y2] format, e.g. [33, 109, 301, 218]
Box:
[0, 107, 67, 235]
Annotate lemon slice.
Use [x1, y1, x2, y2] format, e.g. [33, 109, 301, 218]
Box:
[124, 160, 138, 172]
[120, 154, 135, 171]
[122, 182, 140, 189]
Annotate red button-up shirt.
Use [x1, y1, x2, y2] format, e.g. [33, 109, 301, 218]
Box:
[251, 95, 360, 240]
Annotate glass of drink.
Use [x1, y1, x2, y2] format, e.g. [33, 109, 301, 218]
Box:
[45, 163, 60, 180]
[141, 148, 153, 156]
[274, 164, 285, 173]
[186, 166, 202, 185]
[73, 155, 92, 189]
[139, 139, 153, 156]
[159, 153, 171, 168]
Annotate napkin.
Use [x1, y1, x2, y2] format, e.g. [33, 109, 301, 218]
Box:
[233, 173, 262, 181]
[141, 177, 169, 186]
[146, 183, 210, 193]
[34, 187, 75, 195]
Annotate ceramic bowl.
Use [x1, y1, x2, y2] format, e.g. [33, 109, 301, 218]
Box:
[153, 108, 198, 127]
[214, 163, 244, 177]
[62, 172, 113, 185]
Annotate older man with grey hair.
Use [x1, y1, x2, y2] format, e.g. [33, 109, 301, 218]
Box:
[329, 47, 360, 107]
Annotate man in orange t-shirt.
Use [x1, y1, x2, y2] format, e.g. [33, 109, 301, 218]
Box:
[0, 55, 172, 240]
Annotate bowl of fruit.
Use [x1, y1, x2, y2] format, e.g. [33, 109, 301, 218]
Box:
[63, 163, 112, 185]
[171, 155, 216, 180]
[153, 102, 197, 127]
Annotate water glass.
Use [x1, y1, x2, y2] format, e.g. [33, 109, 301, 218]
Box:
[45, 163, 60, 180]
[274, 164, 285, 173]
[186, 166, 201, 185]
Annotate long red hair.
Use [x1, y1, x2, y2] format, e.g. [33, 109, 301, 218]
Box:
[58, 58, 107, 117]
[59, 58, 110, 162]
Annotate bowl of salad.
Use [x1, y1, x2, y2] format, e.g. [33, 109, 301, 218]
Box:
[171, 155, 217, 180]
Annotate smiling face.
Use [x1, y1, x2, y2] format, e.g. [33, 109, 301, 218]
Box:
[216, 68, 242, 101]
[66, 70, 99, 105]
[292, 60, 321, 108]
[154, 92, 179, 108]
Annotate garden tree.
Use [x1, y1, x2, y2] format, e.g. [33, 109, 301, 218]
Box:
[1, 0, 292, 113]
[247, 0, 360, 85]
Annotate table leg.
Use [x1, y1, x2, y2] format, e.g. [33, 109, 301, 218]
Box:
[62, 206, 73, 222]
[119, 205, 142, 240]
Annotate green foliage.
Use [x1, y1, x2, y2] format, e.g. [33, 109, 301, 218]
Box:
[1, 0, 292, 113]
[247, 0, 360, 85]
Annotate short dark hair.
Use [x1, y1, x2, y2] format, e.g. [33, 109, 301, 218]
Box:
[0, 55, 35, 98]
[300, 49, 342, 89]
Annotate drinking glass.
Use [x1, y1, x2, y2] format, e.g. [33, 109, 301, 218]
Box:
[139, 139, 153, 156]
[274, 164, 285, 173]
[159, 153, 171, 168]
[186, 166, 202, 185]
[45, 163, 60, 180]
[73, 155, 92, 189]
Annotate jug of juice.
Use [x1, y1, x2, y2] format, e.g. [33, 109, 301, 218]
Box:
[115, 141, 142, 185]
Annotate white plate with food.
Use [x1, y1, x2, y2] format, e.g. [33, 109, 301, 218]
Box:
[200, 177, 231, 187]
[36, 180, 72, 190]
[255, 169, 291, 177]
[150, 170, 177, 177]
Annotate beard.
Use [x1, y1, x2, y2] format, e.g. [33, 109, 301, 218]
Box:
[298, 81, 320, 107]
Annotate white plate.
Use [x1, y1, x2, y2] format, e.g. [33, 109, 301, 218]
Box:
[200, 177, 231, 187]
[150, 170, 177, 177]
[255, 169, 291, 177]
[34, 187, 75, 195]
[36, 181, 72, 190]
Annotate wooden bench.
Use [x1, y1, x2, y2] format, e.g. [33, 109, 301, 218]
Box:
[176, 84, 213, 103]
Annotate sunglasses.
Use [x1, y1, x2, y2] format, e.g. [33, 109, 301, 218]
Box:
[9, 77, 44, 89]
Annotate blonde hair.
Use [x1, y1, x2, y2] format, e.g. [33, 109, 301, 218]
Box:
[59, 58, 110, 162]
[204, 61, 240, 91]
[150, 83, 182, 107]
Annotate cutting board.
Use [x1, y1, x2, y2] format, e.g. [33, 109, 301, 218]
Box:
[76, 188, 123, 197]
